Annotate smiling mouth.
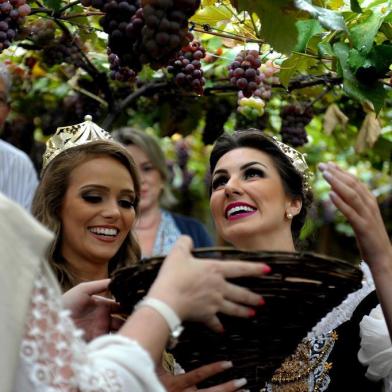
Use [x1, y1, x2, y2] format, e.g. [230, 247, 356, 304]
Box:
[226, 205, 257, 220]
[88, 227, 119, 237]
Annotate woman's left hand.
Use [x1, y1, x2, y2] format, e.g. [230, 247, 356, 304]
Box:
[62, 279, 123, 341]
[318, 162, 392, 270]
[158, 361, 247, 392]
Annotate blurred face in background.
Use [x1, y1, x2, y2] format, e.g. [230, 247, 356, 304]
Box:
[126, 144, 164, 214]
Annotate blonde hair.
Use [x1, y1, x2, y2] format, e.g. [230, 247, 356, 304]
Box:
[112, 127, 178, 208]
[32, 140, 141, 291]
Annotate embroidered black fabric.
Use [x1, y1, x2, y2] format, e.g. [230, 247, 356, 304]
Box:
[328, 290, 381, 391]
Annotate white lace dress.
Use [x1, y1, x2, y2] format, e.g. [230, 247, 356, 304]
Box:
[14, 263, 165, 392]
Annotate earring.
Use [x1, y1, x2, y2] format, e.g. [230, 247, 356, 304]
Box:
[286, 212, 293, 220]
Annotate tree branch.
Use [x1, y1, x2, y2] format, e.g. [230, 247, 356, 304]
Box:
[287, 75, 343, 92]
[58, 0, 82, 14]
[102, 82, 168, 131]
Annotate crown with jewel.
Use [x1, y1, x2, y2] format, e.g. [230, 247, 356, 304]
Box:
[42, 115, 113, 171]
[271, 137, 312, 192]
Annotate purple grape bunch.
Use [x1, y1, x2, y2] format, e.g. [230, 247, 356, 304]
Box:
[167, 39, 206, 94]
[228, 50, 263, 98]
[0, 0, 31, 52]
[280, 103, 313, 147]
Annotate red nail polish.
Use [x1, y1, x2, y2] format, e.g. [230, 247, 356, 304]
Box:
[262, 265, 271, 275]
[248, 308, 256, 317]
[258, 297, 265, 306]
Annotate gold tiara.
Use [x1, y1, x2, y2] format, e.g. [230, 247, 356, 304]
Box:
[272, 137, 312, 192]
[42, 115, 112, 171]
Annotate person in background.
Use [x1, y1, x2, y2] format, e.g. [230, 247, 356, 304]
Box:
[1, 191, 270, 392]
[0, 62, 38, 210]
[208, 129, 392, 391]
[113, 127, 213, 257]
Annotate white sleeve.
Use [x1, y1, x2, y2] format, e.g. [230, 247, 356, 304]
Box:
[358, 304, 392, 392]
[16, 266, 165, 392]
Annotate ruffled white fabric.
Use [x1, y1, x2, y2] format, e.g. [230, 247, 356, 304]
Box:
[15, 265, 165, 392]
[307, 262, 375, 338]
[358, 305, 392, 391]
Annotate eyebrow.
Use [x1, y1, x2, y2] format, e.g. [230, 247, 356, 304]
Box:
[213, 161, 268, 176]
[80, 184, 135, 196]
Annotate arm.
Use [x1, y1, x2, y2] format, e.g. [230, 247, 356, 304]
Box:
[319, 162, 392, 338]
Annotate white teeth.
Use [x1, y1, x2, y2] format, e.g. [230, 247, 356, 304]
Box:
[89, 227, 118, 236]
[227, 205, 255, 217]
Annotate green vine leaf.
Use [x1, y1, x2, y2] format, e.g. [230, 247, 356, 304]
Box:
[349, 11, 385, 54]
[279, 52, 319, 87]
[234, 0, 298, 54]
[333, 42, 387, 113]
[294, 0, 347, 31]
[42, 0, 62, 11]
[295, 19, 324, 52]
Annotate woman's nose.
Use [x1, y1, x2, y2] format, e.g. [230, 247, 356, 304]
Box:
[224, 177, 243, 197]
[101, 200, 121, 219]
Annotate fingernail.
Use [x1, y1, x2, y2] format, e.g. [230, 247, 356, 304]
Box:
[221, 361, 233, 369]
[318, 163, 327, 171]
[234, 378, 247, 388]
[262, 265, 271, 274]
[218, 325, 225, 334]
[258, 297, 265, 306]
[323, 171, 332, 180]
[248, 308, 256, 317]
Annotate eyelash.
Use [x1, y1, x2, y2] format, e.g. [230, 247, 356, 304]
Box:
[142, 165, 154, 172]
[82, 194, 135, 209]
[211, 168, 265, 190]
[211, 176, 228, 190]
[244, 168, 265, 179]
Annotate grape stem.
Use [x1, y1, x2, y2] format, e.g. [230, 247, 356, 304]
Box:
[62, 11, 105, 20]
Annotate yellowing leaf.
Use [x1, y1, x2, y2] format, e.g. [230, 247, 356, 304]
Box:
[201, 0, 216, 6]
[32, 63, 46, 78]
[323, 104, 349, 135]
[355, 112, 381, 153]
[191, 6, 232, 26]
[326, 0, 344, 9]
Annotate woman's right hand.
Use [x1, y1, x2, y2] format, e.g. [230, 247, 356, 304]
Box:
[147, 236, 269, 332]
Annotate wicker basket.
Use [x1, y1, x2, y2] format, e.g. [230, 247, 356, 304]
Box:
[109, 248, 363, 390]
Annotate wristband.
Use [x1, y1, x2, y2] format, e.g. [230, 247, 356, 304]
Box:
[135, 297, 184, 349]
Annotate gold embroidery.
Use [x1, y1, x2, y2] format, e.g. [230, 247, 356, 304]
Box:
[162, 351, 176, 374]
[267, 331, 338, 392]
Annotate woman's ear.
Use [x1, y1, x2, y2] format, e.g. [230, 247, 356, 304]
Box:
[287, 197, 302, 217]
